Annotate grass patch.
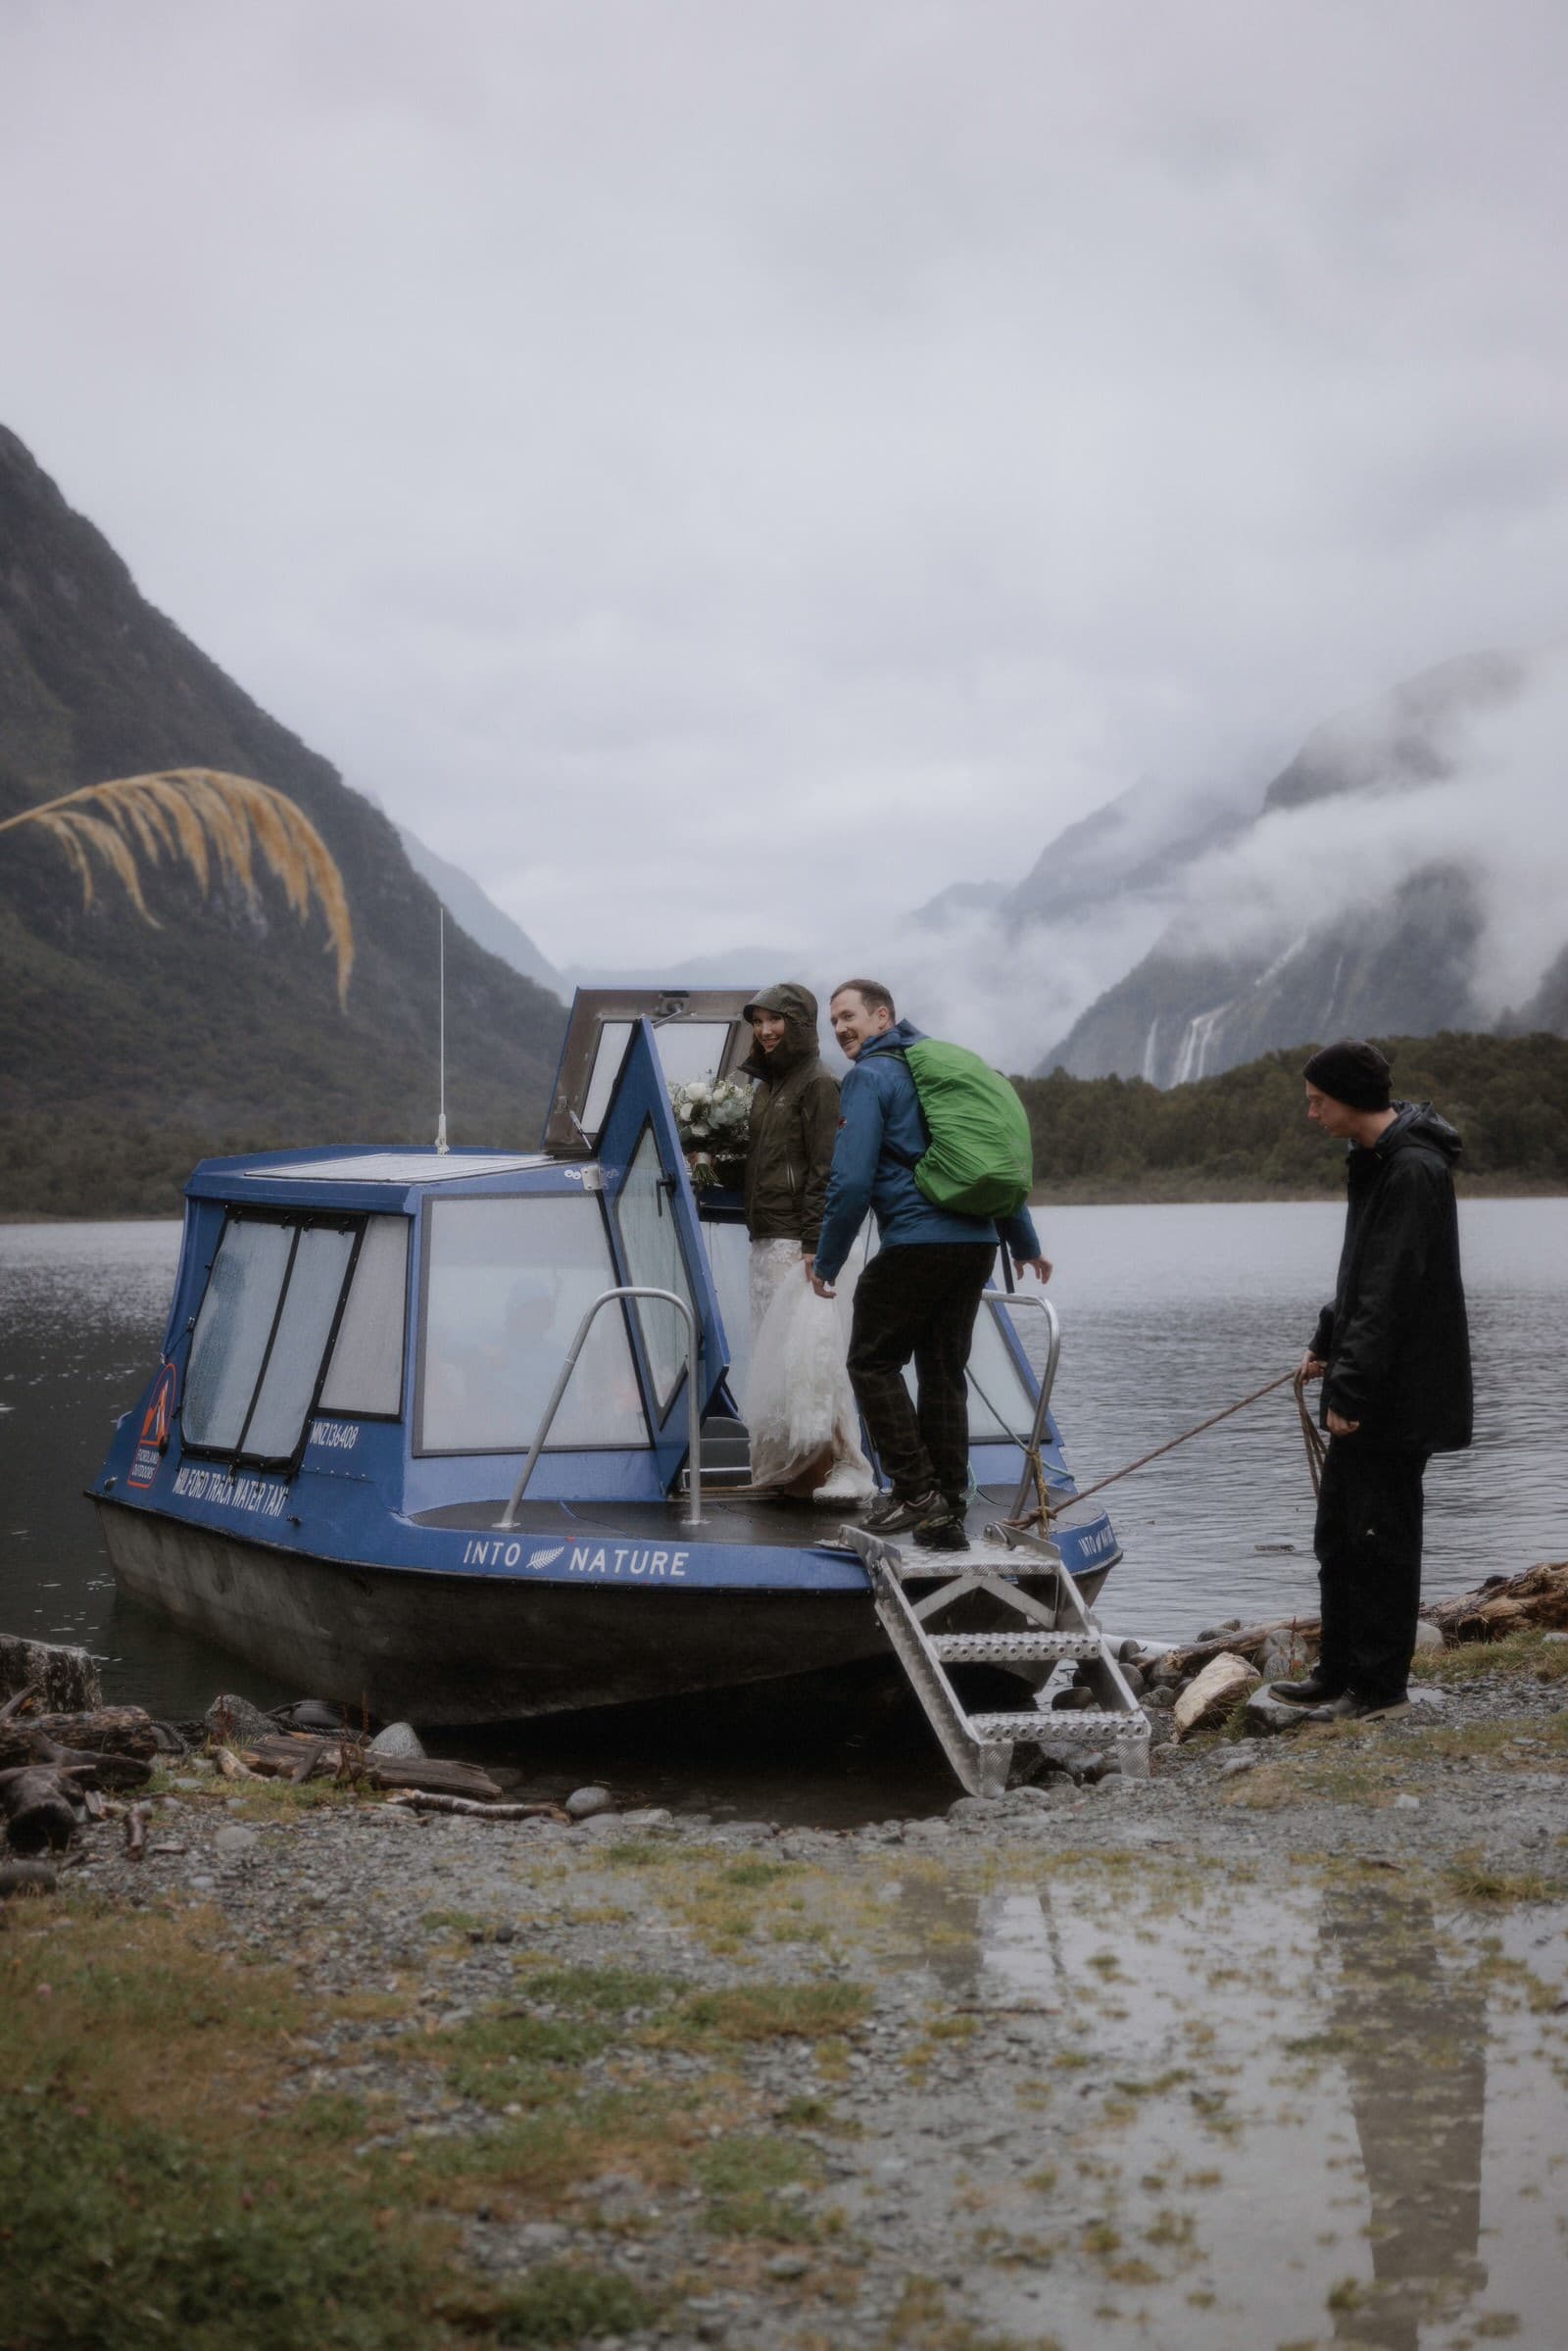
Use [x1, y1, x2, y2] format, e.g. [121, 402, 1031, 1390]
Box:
[1225, 1746, 1401, 1811]
[0, 2097, 449, 2351]
[694, 2131, 825, 2237]
[1, 1900, 297, 2124]
[443, 2011, 616, 2105]
[1412, 1630, 1568, 1685]
[662, 1981, 871, 2044]
[492, 2263, 661, 2343]
[525, 1964, 677, 2016]
[718, 1858, 797, 1890]
[777, 2092, 858, 2131]
[600, 1839, 681, 1867]
[1445, 1856, 1562, 1906]
[399, 2084, 699, 2207]
[289, 2089, 373, 2144]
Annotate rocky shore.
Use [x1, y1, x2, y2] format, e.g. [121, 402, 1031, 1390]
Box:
[6, 1590, 1568, 2351]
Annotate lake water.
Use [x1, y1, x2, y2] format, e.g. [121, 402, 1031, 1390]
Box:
[1, 1201, 1564, 1718]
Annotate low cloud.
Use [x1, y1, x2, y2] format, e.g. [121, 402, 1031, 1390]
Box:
[2, 2, 1566, 975]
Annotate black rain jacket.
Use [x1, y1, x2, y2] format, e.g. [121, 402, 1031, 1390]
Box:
[1309, 1101, 1473, 1454]
[740, 982, 840, 1252]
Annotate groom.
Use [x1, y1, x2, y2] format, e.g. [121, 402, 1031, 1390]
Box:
[808, 979, 1050, 1552]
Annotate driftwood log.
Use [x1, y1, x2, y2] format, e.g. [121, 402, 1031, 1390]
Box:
[0, 1635, 102, 1714]
[0, 1858, 59, 1898]
[1154, 1617, 1322, 1685]
[0, 1763, 90, 1853]
[239, 1734, 505, 1804]
[384, 1790, 568, 1821]
[1155, 1560, 1568, 1692]
[1427, 1560, 1568, 1642]
[0, 1706, 160, 1773]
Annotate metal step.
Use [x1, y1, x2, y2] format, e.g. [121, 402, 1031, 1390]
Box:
[967, 1709, 1148, 1744]
[929, 1632, 1100, 1662]
[836, 1519, 1151, 1798]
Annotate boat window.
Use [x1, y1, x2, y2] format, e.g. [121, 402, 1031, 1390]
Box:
[183, 1219, 296, 1451]
[243, 1225, 357, 1457]
[577, 1018, 739, 1145]
[895, 1290, 1036, 1444]
[184, 1216, 363, 1460]
[614, 1122, 699, 1417]
[653, 1021, 734, 1091]
[580, 1022, 634, 1137]
[418, 1196, 649, 1454]
[319, 1216, 409, 1415]
[701, 1219, 753, 1408]
[965, 1301, 1038, 1443]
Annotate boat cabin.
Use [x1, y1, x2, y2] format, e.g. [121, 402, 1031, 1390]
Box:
[101, 990, 1081, 1553]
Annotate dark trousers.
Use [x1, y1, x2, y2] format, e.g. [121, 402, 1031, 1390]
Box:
[845, 1243, 994, 1505]
[1314, 1440, 1430, 1705]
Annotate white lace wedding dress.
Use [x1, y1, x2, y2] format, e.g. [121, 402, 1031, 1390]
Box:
[745, 1239, 875, 1501]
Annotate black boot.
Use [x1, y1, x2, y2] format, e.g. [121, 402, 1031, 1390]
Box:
[1270, 1672, 1344, 1705]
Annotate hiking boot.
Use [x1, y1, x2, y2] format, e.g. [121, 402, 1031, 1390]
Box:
[859, 1489, 941, 1535]
[910, 1500, 970, 1553]
[1303, 1691, 1410, 1725]
[1270, 1672, 1344, 1705]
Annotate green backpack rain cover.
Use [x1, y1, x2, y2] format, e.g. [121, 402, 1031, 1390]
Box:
[899, 1040, 1033, 1218]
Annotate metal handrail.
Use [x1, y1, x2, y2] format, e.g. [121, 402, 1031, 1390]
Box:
[981, 1289, 1063, 1522]
[496, 1285, 704, 1530]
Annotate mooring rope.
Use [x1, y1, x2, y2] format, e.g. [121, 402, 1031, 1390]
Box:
[1008, 1362, 1327, 1534]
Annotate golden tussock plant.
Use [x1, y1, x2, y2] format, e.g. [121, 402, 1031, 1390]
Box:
[0, 766, 354, 1004]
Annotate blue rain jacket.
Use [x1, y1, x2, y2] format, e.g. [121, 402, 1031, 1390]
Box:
[811, 1021, 1042, 1284]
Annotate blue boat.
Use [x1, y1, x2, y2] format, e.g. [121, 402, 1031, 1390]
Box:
[92, 992, 1121, 1727]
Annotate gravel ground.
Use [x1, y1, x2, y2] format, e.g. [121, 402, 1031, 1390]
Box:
[49, 1660, 1568, 2351]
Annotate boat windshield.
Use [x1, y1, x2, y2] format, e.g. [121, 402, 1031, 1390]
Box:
[417, 1195, 650, 1455]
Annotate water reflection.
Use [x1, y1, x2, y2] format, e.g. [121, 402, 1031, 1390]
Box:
[889, 1869, 1553, 2347]
[1321, 1885, 1487, 2350]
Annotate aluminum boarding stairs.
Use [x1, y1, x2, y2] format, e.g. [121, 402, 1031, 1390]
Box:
[837, 1519, 1151, 1798]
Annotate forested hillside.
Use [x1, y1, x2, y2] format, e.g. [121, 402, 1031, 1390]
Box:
[1015, 1032, 1568, 1200]
[0, 428, 564, 1217]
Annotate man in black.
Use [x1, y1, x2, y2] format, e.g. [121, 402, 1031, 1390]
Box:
[1276, 1039, 1473, 1723]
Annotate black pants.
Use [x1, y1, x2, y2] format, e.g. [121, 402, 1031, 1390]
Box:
[1313, 1439, 1430, 1705]
[845, 1244, 994, 1505]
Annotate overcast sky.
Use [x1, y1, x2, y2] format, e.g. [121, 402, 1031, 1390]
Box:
[2, 0, 1566, 971]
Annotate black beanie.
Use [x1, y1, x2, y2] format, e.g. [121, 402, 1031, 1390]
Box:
[1302, 1039, 1392, 1111]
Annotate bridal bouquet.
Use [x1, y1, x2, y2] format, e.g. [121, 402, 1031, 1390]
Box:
[669, 1075, 752, 1186]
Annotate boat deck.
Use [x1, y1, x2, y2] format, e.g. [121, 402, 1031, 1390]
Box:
[410, 1485, 1029, 1544]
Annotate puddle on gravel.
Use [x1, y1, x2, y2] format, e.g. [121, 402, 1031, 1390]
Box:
[882, 1868, 1568, 2349]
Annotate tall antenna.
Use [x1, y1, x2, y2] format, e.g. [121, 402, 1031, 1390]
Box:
[434, 906, 449, 1154]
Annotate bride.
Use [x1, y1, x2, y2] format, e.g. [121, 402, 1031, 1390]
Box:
[739, 984, 874, 1503]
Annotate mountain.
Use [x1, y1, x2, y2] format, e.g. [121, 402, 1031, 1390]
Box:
[398, 823, 562, 998]
[1038, 649, 1565, 1082]
[559, 950, 776, 993]
[1003, 774, 1250, 928]
[0, 426, 566, 1214]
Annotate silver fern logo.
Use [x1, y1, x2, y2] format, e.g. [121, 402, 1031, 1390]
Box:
[528, 1544, 565, 1569]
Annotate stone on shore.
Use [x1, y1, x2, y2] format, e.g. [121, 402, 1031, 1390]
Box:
[1245, 1685, 1314, 1738]
[205, 1693, 274, 1746]
[367, 1722, 425, 1760]
[1172, 1652, 1259, 1739]
[564, 1785, 615, 1821]
[0, 1634, 101, 1714]
[1412, 1619, 1444, 1652]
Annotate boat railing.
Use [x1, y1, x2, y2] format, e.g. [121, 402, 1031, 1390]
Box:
[496, 1286, 704, 1531]
[983, 1290, 1062, 1522]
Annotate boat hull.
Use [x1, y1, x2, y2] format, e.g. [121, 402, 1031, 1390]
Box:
[98, 1498, 893, 1722]
[97, 1497, 1113, 1727]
